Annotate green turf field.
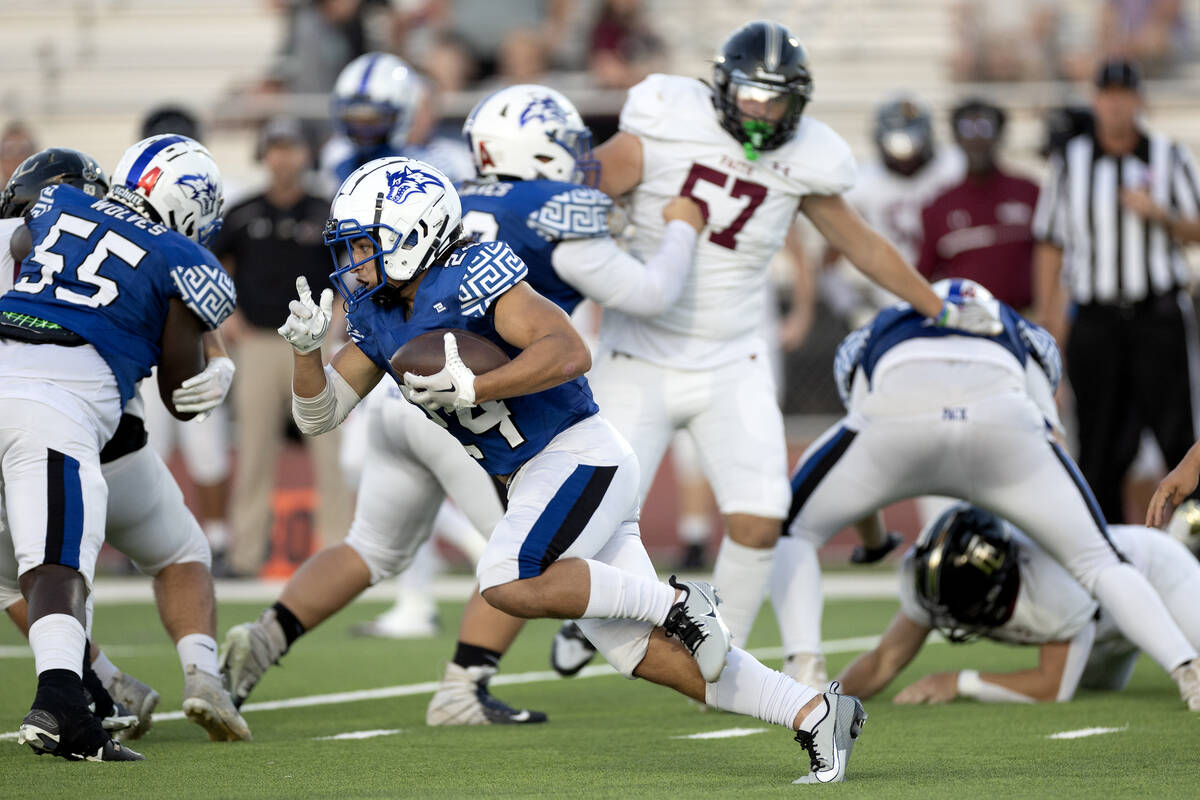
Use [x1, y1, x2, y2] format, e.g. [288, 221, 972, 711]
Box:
[1, 592, 1194, 798]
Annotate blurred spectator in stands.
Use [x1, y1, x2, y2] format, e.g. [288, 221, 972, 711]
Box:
[423, 31, 478, 94]
[0, 122, 37, 188]
[212, 117, 354, 577]
[272, 0, 370, 96]
[141, 105, 204, 141]
[492, 28, 550, 85]
[917, 99, 1040, 312]
[1099, 0, 1191, 78]
[449, 0, 570, 82]
[588, 0, 665, 89]
[133, 105, 235, 572]
[950, 0, 1079, 81]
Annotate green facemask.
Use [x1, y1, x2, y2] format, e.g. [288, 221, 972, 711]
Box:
[741, 119, 773, 161]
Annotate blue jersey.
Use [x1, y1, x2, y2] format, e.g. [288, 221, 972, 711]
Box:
[346, 239, 598, 475]
[833, 302, 1062, 406]
[0, 185, 236, 406]
[457, 179, 612, 315]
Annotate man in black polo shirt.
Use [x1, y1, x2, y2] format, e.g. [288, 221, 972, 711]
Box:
[1033, 60, 1200, 523]
[212, 117, 353, 577]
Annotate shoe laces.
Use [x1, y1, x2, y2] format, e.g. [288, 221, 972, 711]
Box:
[794, 728, 828, 772]
[663, 578, 710, 655]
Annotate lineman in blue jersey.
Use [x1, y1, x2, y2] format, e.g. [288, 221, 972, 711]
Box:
[776, 278, 1200, 710]
[0, 134, 236, 760]
[0, 147, 249, 745]
[457, 84, 703, 318]
[280, 156, 863, 777]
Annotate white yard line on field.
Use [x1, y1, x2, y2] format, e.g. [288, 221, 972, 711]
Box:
[313, 728, 404, 741]
[0, 634, 892, 740]
[671, 728, 769, 740]
[1046, 726, 1128, 740]
[84, 572, 900, 605]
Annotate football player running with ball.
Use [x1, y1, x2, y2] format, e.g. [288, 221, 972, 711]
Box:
[579, 20, 1002, 679]
[0, 134, 237, 760]
[273, 155, 866, 783]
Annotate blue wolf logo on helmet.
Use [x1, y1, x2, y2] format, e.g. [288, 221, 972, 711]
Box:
[174, 173, 221, 217]
[519, 96, 568, 127]
[386, 164, 443, 204]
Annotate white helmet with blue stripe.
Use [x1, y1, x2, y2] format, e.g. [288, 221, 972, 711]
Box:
[108, 134, 224, 247]
[333, 52, 423, 149]
[932, 278, 1000, 319]
[463, 84, 599, 186]
[325, 156, 462, 310]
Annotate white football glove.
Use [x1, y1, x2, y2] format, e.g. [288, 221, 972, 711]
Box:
[277, 276, 334, 354]
[402, 332, 478, 411]
[935, 300, 1003, 336]
[172, 356, 236, 419]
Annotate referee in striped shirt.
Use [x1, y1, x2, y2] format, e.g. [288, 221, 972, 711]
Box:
[1032, 59, 1200, 523]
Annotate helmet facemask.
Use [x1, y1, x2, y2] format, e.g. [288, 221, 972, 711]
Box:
[326, 158, 461, 311]
[716, 75, 808, 160]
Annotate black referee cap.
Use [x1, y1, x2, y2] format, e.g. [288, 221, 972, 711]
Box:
[1094, 59, 1142, 92]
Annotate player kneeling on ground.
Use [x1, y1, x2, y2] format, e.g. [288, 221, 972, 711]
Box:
[264, 155, 864, 783]
[838, 504, 1200, 704]
[775, 278, 1200, 711]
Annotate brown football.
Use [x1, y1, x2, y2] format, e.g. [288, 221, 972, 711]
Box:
[390, 328, 511, 377]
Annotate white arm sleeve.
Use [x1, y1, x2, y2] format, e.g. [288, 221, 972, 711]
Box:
[291, 364, 363, 435]
[549, 220, 697, 317]
[956, 670, 1036, 703]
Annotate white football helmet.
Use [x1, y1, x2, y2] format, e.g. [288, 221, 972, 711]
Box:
[931, 278, 1000, 315]
[333, 52, 423, 149]
[326, 156, 462, 310]
[462, 84, 599, 185]
[109, 134, 224, 246]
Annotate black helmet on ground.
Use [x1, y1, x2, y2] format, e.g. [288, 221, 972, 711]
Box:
[0, 147, 110, 218]
[910, 503, 1021, 642]
[711, 20, 813, 161]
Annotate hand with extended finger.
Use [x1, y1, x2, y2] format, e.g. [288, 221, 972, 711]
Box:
[402, 332, 478, 411]
[172, 356, 236, 420]
[277, 276, 334, 354]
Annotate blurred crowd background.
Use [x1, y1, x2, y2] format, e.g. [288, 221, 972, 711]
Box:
[2, 0, 1198, 574]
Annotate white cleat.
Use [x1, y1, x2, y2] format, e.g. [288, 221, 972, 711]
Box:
[220, 610, 288, 708]
[550, 621, 597, 677]
[426, 663, 548, 726]
[351, 605, 439, 639]
[106, 671, 160, 741]
[783, 652, 828, 689]
[182, 665, 253, 741]
[1172, 660, 1200, 711]
[664, 576, 732, 683]
[792, 681, 867, 784]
